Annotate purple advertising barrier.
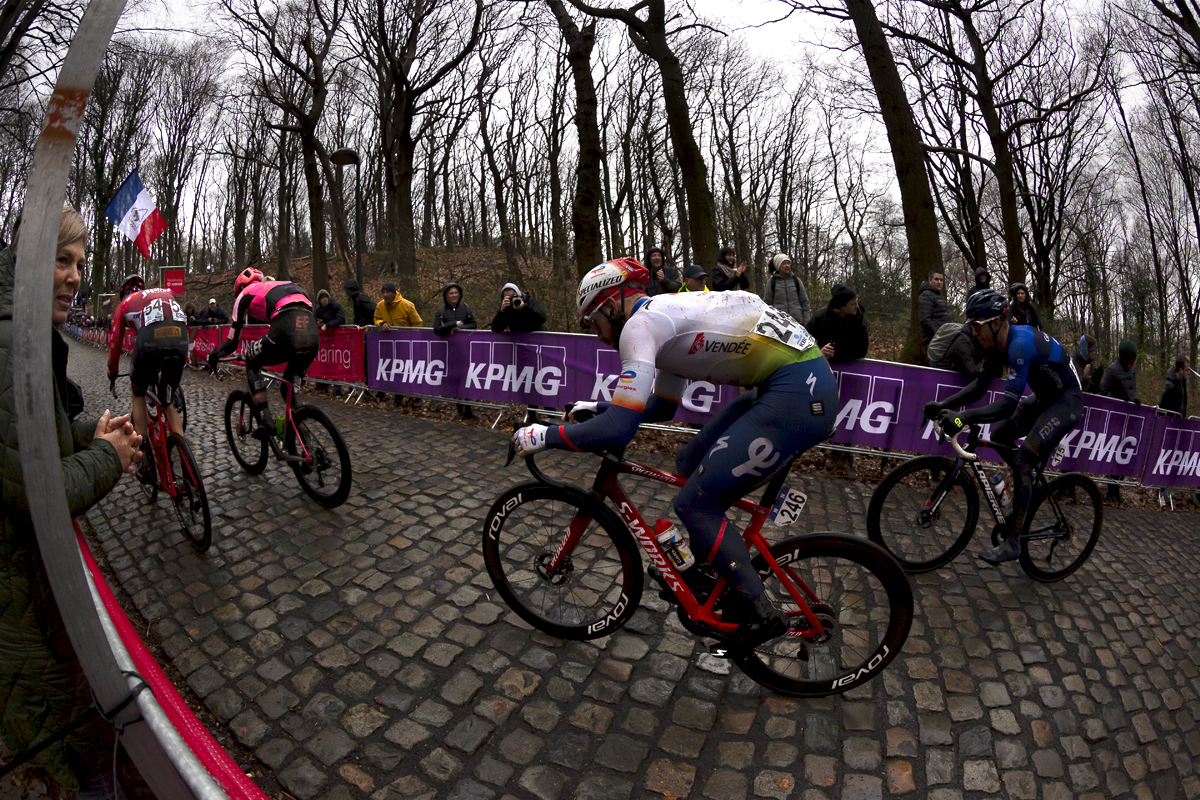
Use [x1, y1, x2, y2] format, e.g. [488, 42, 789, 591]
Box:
[1139, 413, 1200, 489]
[365, 329, 741, 423]
[365, 331, 1159, 481]
[829, 360, 1156, 479]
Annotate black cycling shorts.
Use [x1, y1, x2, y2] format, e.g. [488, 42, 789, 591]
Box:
[130, 321, 188, 398]
[246, 307, 319, 383]
[991, 389, 1085, 462]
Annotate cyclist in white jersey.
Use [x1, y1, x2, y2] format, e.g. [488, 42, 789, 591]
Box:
[512, 258, 840, 650]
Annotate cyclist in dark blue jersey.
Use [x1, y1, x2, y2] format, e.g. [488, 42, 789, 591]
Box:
[922, 290, 1083, 564]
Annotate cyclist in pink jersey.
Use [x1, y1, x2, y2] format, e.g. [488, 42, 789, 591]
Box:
[208, 267, 318, 427]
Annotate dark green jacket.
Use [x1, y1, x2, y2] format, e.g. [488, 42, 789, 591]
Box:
[0, 245, 124, 788]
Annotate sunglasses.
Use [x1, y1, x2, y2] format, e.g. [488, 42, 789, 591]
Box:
[581, 304, 606, 331]
[969, 316, 1002, 336]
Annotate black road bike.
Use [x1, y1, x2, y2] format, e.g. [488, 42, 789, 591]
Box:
[866, 425, 1102, 582]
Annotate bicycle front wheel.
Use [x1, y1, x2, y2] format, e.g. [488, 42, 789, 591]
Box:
[224, 391, 267, 475]
[286, 406, 352, 508]
[867, 455, 979, 572]
[482, 483, 642, 640]
[734, 533, 913, 697]
[166, 433, 212, 552]
[1019, 473, 1102, 582]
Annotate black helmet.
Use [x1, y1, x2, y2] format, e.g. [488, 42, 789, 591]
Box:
[965, 289, 1008, 321]
[120, 274, 144, 299]
[1009, 282, 1029, 300]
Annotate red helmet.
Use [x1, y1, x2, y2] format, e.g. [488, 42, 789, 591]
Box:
[234, 267, 264, 296]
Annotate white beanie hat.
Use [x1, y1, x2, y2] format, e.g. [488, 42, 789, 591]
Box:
[771, 254, 791, 272]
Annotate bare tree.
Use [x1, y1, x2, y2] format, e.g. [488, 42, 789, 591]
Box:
[547, 0, 604, 274]
[220, 0, 347, 293]
[566, 0, 720, 267]
[345, 0, 484, 297]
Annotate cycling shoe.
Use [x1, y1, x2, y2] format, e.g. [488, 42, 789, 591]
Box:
[979, 534, 1021, 565]
[726, 593, 788, 653]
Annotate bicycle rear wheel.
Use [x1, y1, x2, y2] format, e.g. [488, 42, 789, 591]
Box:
[733, 533, 913, 697]
[224, 391, 268, 474]
[1019, 473, 1102, 582]
[166, 433, 212, 552]
[286, 406, 352, 508]
[482, 483, 642, 640]
[867, 455, 979, 572]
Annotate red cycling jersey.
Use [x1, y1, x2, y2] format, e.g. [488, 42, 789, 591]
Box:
[108, 288, 186, 377]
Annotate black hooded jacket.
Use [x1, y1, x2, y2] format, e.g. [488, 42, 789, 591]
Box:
[1160, 365, 1188, 417]
[643, 247, 681, 296]
[806, 300, 870, 363]
[315, 290, 346, 328]
[343, 281, 375, 326]
[965, 267, 991, 304]
[489, 283, 547, 333]
[433, 282, 477, 336]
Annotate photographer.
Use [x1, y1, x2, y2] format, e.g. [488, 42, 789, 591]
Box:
[489, 282, 547, 333]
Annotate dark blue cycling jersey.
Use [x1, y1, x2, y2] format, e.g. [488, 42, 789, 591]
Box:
[1000, 326, 1081, 402]
[938, 325, 1081, 426]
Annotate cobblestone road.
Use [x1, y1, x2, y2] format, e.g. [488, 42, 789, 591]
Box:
[68, 337, 1200, 800]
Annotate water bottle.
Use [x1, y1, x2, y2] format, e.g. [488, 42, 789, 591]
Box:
[991, 474, 1010, 508]
[653, 520, 695, 571]
[276, 415, 286, 440]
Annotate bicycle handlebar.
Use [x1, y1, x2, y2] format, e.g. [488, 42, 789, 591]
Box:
[937, 428, 977, 462]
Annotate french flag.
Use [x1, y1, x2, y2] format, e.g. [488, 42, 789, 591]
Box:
[104, 169, 167, 259]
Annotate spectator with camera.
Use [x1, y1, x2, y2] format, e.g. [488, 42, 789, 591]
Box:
[315, 289, 346, 331]
[490, 283, 547, 332]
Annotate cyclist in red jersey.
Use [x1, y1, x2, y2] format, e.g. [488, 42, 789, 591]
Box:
[107, 275, 188, 455]
[207, 267, 318, 431]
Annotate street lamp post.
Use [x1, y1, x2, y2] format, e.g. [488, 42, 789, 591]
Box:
[330, 147, 363, 289]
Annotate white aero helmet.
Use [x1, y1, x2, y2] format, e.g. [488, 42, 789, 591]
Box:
[576, 257, 650, 326]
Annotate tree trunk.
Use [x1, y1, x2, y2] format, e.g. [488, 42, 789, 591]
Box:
[654, 49, 719, 269]
[301, 134, 328, 295]
[277, 127, 290, 280]
[844, 0, 944, 363]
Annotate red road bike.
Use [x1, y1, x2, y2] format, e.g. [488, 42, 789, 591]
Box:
[112, 374, 211, 552]
[483, 411, 913, 697]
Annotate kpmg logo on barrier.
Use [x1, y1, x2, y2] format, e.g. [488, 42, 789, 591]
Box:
[833, 371, 902, 435]
[920, 384, 1143, 467]
[466, 341, 566, 396]
[376, 339, 447, 386]
[590, 350, 724, 412]
[1151, 427, 1200, 477]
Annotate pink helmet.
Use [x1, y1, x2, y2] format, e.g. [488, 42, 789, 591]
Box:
[234, 267, 264, 296]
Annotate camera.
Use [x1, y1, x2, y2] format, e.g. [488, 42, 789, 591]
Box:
[512, 296, 524, 310]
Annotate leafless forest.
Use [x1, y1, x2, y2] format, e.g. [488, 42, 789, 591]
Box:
[3, 0, 1200, 368]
